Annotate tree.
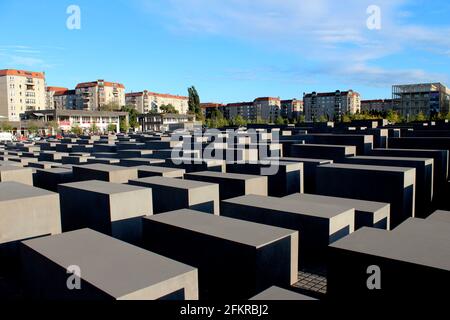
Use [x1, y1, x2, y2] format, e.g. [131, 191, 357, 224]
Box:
[120, 118, 129, 133]
[99, 102, 121, 112]
[231, 115, 247, 127]
[415, 112, 426, 122]
[71, 125, 83, 136]
[160, 104, 179, 114]
[107, 123, 117, 133]
[27, 121, 40, 135]
[46, 121, 59, 135]
[0, 121, 13, 132]
[297, 114, 306, 123]
[342, 114, 351, 123]
[275, 116, 285, 125]
[90, 123, 99, 134]
[188, 86, 201, 117]
[316, 115, 328, 123]
[386, 110, 401, 124]
[121, 105, 139, 129]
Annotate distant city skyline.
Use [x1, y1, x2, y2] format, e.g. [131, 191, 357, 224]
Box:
[1, 0, 449, 103]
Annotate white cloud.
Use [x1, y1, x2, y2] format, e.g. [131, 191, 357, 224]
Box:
[139, 0, 450, 88]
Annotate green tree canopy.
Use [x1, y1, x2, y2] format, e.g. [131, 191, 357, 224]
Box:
[99, 102, 121, 112]
[275, 116, 285, 125]
[160, 104, 179, 114]
[121, 105, 139, 129]
[188, 86, 201, 117]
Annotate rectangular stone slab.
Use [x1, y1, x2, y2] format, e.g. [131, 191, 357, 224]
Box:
[73, 164, 138, 183]
[249, 286, 317, 301]
[316, 163, 416, 228]
[221, 194, 355, 271]
[159, 158, 225, 173]
[226, 161, 304, 196]
[135, 166, 185, 178]
[291, 144, 356, 161]
[20, 228, 198, 300]
[0, 166, 33, 185]
[427, 210, 450, 224]
[119, 158, 166, 167]
[143, 209, 298, 300]
[283, 193, 390, 230]
[129, 176, 219, 214]
[184, 171, 268, 201]
[275, 157, 333, 193]
[337, 155, 433, 218]
[0, 182, 61, 245]
[58, 180, 153, 244]
[34, 168, 74, 192]
[328, 224, 450, 300]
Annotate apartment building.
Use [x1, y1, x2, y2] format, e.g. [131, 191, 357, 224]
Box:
[254, 97, 281, 122]
[361, 99, 393, 113]
[281, 99, 303, 119]
[200, 103, 226, 118]
[46, 86, 68, 109]
[392, 83, 450, 117]
[75, 80, 125, 111]
[125, 90, 189, 114]
[224, 101, 255, 120]
[0, 69, 47, 121]
[54, 89, 77, 110]
[303, 90, 361, 121]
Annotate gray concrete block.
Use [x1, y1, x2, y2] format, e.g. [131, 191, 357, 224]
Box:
[119, 158, 166, 167]
[338, 155, 433, 218]
[159, 158, 226, 173]
[275, 157, 333, 193]
[143, 209, 298, 300]
[226, 161, 304, 196]
[87, 158, 121, 165]
[316, 163, 416, 228]
[221, 195, 355, 271]
[283, 193, 390, 230]
[117, 149, 154, 159]
[328, 221, 450, 300]
[73, 164, 138, 183]
[291, 144, 356, 161]
[427, 210, 450, 224]
[20, 228, 198, 300]
[129, 176, 219, 214]
[58, 180, 152, 244]
[184, 171, 268, 202]
[0, 166, 33, 185]
[136, 166, 185, 178]
[61, 156, 94, 165]
[38, 151, 69, 162]
[250, 286, 317, 300]
[34, 168, 74, 192]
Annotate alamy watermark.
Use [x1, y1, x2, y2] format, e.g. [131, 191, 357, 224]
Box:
[66, 5, 81, 30]
[366, 5, 381, 30]
[170, 128, 281, 176]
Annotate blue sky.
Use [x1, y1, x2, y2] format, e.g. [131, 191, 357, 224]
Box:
[0, 0, 449, 103]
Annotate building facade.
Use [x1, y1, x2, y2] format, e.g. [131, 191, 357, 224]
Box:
[138, 113, 196, 132]
[46, 86, 68, 109]
[53, 89, 77, 110]
[125, 90, 189, 114]
[303, 90, 361, 121]
[75, 80, 125, 111]
[200, 103, 226, 118]
[22, 109, 128, 133]
[361, 99, 393, 113]
[0, 69, 47, 121]
[281, 99, 303, 119]
[392, 83, 450, 117]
